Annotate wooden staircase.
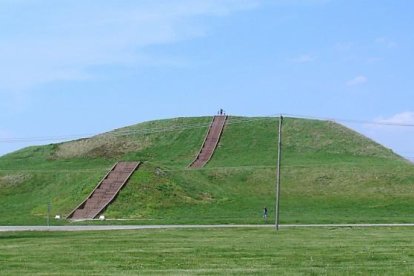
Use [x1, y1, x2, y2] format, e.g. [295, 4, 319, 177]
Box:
[67, 161, 140, 219]
[189, 115, 227, 168]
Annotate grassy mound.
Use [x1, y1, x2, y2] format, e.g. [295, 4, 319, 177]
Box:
[0, 116, 413, 225]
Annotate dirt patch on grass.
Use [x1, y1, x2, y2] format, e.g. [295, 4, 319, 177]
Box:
[54, 134, 151, 159]
[0, 174, 31, 188]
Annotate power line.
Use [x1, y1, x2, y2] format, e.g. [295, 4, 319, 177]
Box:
[0, 114, 414, 143]
[2, 114, 414, 144]
[1, 148, 402, 163]
[0, 130, 408, 163]
[1, 161, 411, 174]
[1, 114, 413, 164]
[0, 116, 271, 144]
[282, 113, 414, 127]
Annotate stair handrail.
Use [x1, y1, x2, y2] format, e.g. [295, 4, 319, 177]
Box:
[188, 115, 227, 168]
[66, 162, 118, 219]
[188, 116, 215, 168]
[90, 162, 141, 218]
[201, 115, 227, 166]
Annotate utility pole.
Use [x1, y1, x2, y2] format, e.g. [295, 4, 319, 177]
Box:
[275, 115, 283, 231]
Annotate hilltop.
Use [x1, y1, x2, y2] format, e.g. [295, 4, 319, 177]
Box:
[0, 116, 413, 225]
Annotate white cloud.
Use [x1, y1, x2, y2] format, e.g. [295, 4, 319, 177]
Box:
[335, 42, 354, 51]
[375, 37, 397, 48]
[346, 75, 367, 86]
[366, 57, 383, 64]
[0, 129, 13, 140]
[350, 112, 414, 161]
[290, 54, 316, 63]
[269, 0, 332, 5]
[0, 0, 259, 92]
[375, 112, 414, 126]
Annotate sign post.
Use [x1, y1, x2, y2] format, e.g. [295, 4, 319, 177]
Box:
[47, 201, 51, 227]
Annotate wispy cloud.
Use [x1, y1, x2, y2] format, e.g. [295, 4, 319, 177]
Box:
[0, 129, 13, 140]
[335, 42, 354, 51]
[356, 112, 414, 160]
[290, 54, 316, 63]
[366, 57, 383, 64]
[0, 0, 259, 92]
[375, 37, 397, 48]
[346, 75, 368, 86]
[269, 0, 332, 5]
[375, 112, 414, 125]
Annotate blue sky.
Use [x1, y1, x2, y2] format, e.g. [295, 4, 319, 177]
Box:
[1, 0, 413, 159]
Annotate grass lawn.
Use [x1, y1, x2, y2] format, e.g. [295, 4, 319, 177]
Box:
[1, 227, 414, 275]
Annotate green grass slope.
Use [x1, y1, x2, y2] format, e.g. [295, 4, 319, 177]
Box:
[0, 116, 413, 225]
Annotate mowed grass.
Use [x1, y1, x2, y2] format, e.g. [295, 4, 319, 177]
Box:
[0, 116, 413, 225]
[1, 227, 414, 275]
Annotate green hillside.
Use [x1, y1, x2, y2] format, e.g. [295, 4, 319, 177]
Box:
[0, 116, 413, 225]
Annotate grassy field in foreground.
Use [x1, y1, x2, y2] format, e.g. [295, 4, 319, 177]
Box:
[1, 227, 414, 275]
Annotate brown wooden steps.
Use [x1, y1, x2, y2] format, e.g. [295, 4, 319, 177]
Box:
[67, 161, 141, 219]
[189, 115, 227, 168]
